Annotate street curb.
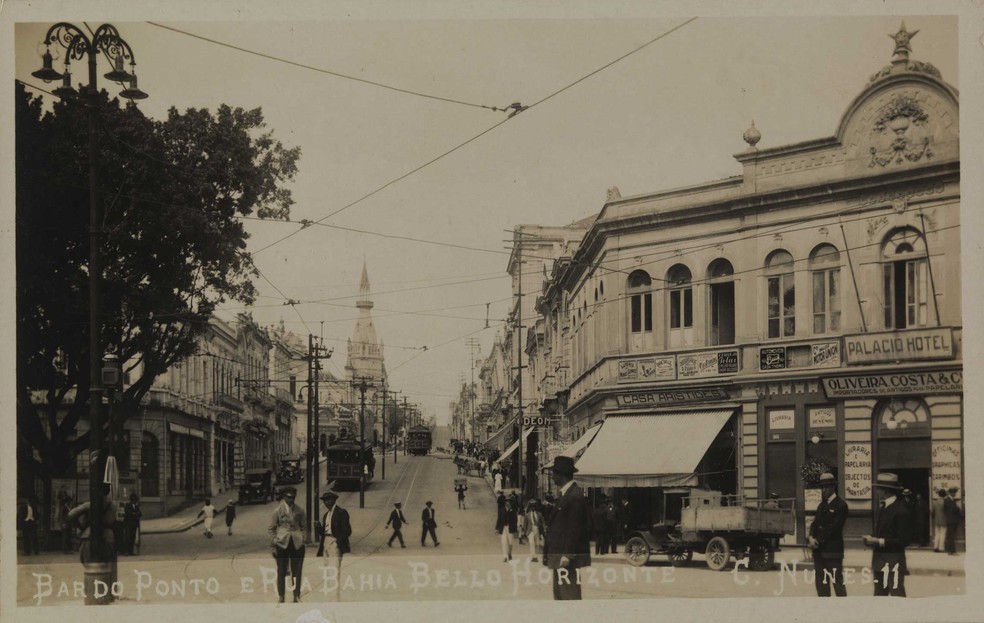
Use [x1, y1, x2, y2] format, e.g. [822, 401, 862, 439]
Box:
[142, 501, 234, 536]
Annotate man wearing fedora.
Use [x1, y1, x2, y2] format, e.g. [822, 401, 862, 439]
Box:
[316, 488, 352, 601]
[386, 501, 408, 548]
[808, 472, 848, 596]
[268, 486, 306, 603]
[863, 472, 914, 597]
[943, 486, 964, 555]
[541, 456, 592, 600]
[421, 501, 440, 546]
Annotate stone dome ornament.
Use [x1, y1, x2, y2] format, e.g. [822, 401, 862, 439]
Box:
[742, 120, 761, 149]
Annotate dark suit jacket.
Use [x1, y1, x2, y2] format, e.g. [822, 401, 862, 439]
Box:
[543, 482, 592, 570]
[810, 494, 849, 555]
[387, 509, 408, 529]
[421, 507, 437, 528]
[943, 497, 963, 526]
[872, 498, 913, 573]
[317, 506, 352, 555]
[496, 508, 518, 534]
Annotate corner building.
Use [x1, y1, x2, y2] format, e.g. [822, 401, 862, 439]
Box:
[546, 29, 961, 545]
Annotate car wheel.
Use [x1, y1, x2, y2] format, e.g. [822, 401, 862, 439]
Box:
[705, 536, 731, 571]
[624, 536, 651, 567]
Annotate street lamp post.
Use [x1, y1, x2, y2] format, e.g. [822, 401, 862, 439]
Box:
[33, 22, 147, 606]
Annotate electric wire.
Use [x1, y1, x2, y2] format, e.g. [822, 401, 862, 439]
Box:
[146, 21, 507, 113]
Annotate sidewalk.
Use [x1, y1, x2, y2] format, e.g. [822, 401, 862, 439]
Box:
[141, 496, 238, 535]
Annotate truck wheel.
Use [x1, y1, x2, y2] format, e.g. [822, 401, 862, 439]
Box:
[668, 548, 693, 567]
[748, 540, 775, 571]
[705, 536, 731, 571]
[624, 537, 651, 567]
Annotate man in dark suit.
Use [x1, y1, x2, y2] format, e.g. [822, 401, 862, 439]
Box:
[421, 501, 440, 546]
[808, 472, 848, 596]
[386, 501, 408, 548]
[268, 486, 306, 603]
[943, 486, 963, 555]
[863, 472, 913, 597]
[541, 456, 592, 600]
[316, 488, 352, 601]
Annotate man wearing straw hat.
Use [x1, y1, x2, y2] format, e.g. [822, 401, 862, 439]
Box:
[863, 472, 913, 597]
[541, 456, 592, 600]
[808, 472, 848, 596]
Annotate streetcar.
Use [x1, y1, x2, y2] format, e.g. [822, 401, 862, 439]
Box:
[406, 426, 432, 456]
[326, 440, 374, 490]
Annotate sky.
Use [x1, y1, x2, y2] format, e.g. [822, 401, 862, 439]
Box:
[9, 9, 960, 425]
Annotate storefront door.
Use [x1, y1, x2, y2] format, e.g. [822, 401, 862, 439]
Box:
[875, 398, 932, 546]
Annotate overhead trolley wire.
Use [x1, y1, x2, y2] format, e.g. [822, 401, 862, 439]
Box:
[250, 18, 700, 255]
[146, 22, 509, 113]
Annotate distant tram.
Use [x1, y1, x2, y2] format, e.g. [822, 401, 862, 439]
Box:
[326, 440, 374, 490]
[406, 426, 432, 456]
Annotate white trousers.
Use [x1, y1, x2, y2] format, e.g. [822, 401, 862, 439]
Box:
[527, 531, 540, 557]
[322, 537, 342, 600]
[500, 531, 514, 559]
[934, 525, 947, 551]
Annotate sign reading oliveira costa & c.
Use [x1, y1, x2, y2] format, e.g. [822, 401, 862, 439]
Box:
[822, 370, 962, 398]
[843, 328, 954, 364]
[615, 387, 730, 408]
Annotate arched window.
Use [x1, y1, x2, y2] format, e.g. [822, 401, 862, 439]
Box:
[766, 250, 796, 338]
[882, 228, 929, 329]
[810, 244, 841, 334]
[627, 270, 653, 351]
[707, 259, 735, 345]
[666, 264, 693, 348]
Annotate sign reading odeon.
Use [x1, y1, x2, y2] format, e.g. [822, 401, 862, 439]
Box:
[822, 370, 962, 398]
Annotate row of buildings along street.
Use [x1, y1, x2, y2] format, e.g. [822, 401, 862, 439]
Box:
[451, 27, 963, 549]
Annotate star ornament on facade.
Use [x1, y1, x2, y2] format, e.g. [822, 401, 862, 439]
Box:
[890, 22, 919, 56]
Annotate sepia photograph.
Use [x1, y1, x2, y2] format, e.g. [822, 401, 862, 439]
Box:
[2, 2, 981, 622]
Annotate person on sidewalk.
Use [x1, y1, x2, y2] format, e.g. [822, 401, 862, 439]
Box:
[808, 472, 848, 597]
[197, 499, 217, 538]
[864, 472, 913, 597]
[58, 495, 75, 554]
[316, 489, 351, 601]
[497, 497, 519, 562]
[421, 501, 440, 546]
[225, 500, 237, 536]
[541, 456, 592, 601]
[387, 502, 408, 548]
[932, 489, 947, 552]
[494, 470, 503, 493]
[524, 500, 545, 563]
[19, 496, 39, 556]
[456, 483, 468, 509]
[269, 486, 306, 603]
[944, 486, 964, 555]
[122, 493, 142, 555]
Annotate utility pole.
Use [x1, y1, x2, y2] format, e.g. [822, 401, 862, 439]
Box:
[381, 384, 387, 480]
[403, 395, 408, 457]
[516, 233, 525, 498]
[351, 377, 373, 508]
[305, 334, 314, 540]
[312, 338, 332, 524]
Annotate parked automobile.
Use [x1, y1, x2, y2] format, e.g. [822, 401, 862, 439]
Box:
[239, 468, 275, 504]
[277, 458, 304, 485]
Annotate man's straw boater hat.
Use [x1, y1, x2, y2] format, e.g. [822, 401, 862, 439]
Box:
[874, 472, 902, 491]
[816, 473, 837, 486]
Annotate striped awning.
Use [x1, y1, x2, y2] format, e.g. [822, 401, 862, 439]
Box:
[494, 426, 536, 464]
[560, 423, 602, 460]
[574, 410, 735, 488]
[484, 417, 516, 449]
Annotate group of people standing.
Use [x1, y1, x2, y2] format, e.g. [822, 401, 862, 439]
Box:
[494, 491, 545, 563]
[808, 471, 964, 598]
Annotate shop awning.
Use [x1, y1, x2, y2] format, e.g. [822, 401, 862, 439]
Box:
[560, 423, 602, 460]
[573, 410, 735, 488]
[169, 423, 207, 439]
[494, 426, 536, 464]
[484, 417, 516, 449]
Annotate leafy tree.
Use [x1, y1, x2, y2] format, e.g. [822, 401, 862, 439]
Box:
[16, 82, 300, 530]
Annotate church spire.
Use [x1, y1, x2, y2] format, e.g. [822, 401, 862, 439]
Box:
[357, 261, 373, 310]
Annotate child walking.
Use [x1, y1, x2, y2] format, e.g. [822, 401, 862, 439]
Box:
[197, 499, 217, 538]
[225, 500, 237, 535]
